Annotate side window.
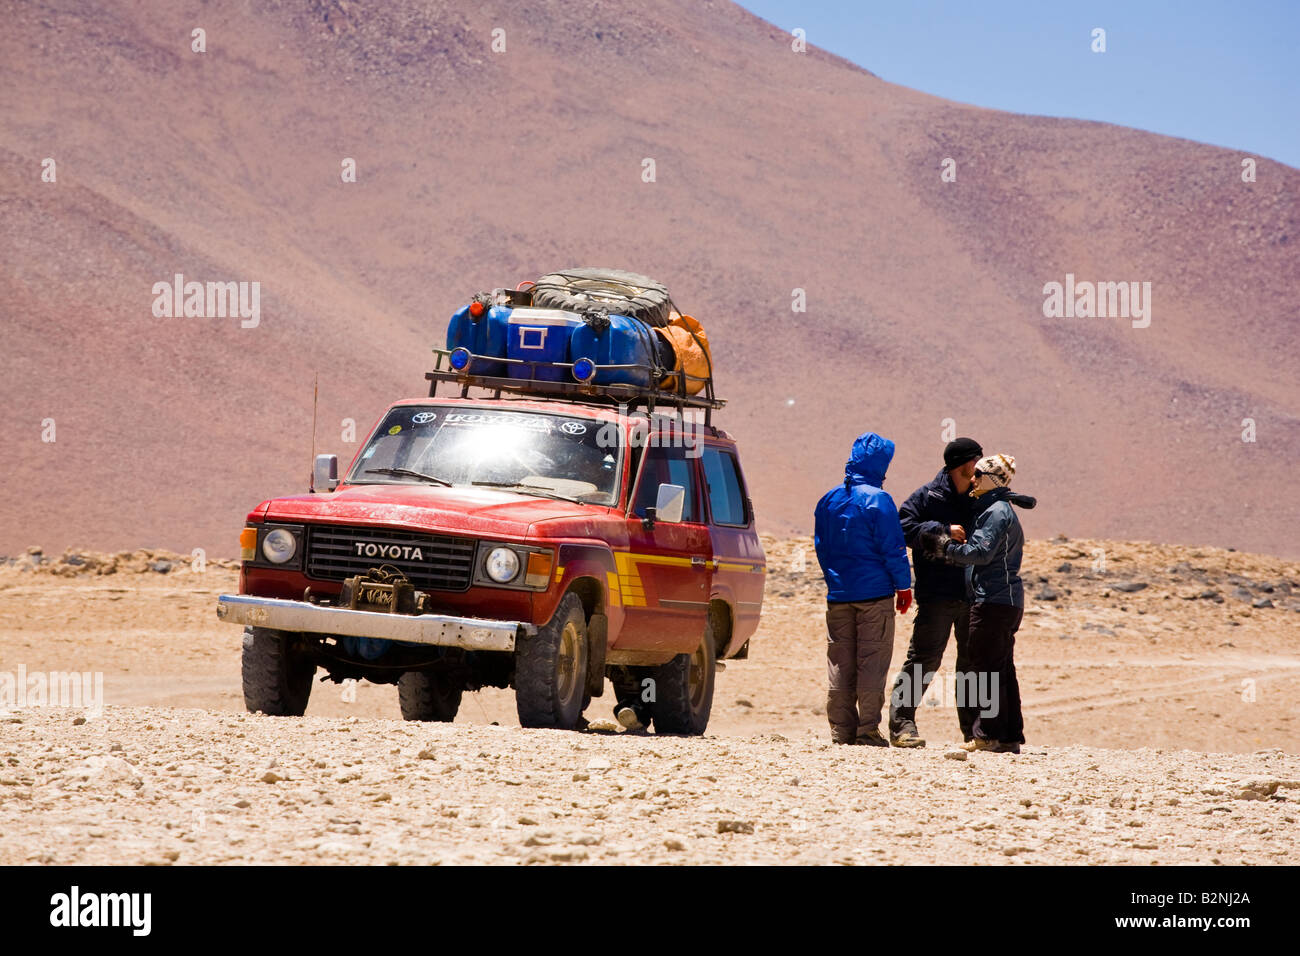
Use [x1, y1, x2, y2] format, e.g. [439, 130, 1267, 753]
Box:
[702, 447, 748, 526]
[632, 445, 698, 522]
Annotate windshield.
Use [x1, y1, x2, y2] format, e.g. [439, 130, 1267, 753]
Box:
[348, 406, 622, 506]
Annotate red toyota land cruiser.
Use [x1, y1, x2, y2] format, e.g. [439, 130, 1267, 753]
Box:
[216, 355, 765, 735]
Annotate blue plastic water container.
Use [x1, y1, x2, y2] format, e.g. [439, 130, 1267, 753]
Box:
[445, 304, 510, 377]
[568, 313, 661, 389]
[506, 308, 585, 382]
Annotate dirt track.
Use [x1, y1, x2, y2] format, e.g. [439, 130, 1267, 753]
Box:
[2, 536, 1299, 863]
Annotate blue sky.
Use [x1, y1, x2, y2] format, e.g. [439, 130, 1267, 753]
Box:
[737, 0, 1299, 168]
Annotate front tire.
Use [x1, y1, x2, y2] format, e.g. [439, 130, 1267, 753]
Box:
[241, 627, 315, 716]
[649, 626, 716, 735]
[397, 669, 463, 722]
[516, 592, 589, 729]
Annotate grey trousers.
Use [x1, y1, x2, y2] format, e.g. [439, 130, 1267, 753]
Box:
[825, 597, 895, 744]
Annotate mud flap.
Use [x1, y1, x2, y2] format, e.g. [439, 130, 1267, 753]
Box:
[585, 613, 608, 698]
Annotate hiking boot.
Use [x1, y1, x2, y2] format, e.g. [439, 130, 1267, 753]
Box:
[890, 721, 926, 749]
[615, 706, 647, 733]
[962, 737, 1019, 754]
[854, 728, 890, 747]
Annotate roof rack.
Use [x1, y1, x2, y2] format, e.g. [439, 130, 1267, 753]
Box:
[424, 348, 725, 425]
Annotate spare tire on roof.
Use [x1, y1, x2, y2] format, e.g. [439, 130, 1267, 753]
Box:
[531, 268, 673, 328]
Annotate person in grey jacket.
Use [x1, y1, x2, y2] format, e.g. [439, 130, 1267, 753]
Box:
[929, 453, 1027, 753]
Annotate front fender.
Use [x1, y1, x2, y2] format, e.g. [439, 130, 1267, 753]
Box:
[537, 542, 623, 638]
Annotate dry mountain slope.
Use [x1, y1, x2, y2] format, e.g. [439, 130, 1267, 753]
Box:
[1, 0, 1296, 556]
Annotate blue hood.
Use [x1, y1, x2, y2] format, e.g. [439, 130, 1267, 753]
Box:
[844, 432, 895, 487]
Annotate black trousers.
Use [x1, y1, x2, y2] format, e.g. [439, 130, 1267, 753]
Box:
[968, 602, 1025, 745]
[888, 598, 975, 739]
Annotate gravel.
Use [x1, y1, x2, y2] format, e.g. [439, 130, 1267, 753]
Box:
[2, 707, 1298, 866]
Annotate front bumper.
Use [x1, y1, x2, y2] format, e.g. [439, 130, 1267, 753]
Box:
[215, 594, 534, 651]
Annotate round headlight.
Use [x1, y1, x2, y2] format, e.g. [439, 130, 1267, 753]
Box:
[484, 547, 520, 583]
[262, 528, 297, 564]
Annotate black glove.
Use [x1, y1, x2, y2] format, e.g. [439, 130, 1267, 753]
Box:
[919, 530, 952, 561]
[1009, 492, 1037, 510]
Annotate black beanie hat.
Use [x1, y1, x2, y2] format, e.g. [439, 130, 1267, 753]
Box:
[944, 437, 983, 470]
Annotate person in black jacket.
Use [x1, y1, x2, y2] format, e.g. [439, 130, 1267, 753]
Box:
[887, 438, 983, 747]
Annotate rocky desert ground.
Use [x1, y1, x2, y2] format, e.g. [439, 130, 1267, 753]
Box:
[1, 535, 1298, 864]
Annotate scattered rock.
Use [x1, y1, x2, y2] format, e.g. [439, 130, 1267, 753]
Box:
[1112, 581, 1148, 593]
[717, 820, 754, 834]
[1082, 623, 1118, 637]
[944, 750, 968, 761]
[56, 755, 143, 792]
[260, 771, 283, 784]
[1232, 779, 1295, 800]
[1035, 588, 1059, 602]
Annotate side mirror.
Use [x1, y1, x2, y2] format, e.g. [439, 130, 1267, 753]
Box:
[312, 454, 339, 493]
[654, 483, 685, 524]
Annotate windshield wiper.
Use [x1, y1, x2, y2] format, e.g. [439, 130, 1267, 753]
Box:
[471, 480, 591, 505]
[364, 467, 452, 486]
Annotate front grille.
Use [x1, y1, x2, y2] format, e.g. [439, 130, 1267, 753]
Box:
[305, 525, 476, 592]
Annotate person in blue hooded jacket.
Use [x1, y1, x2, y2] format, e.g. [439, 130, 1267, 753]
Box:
[813, 432, 913, 746]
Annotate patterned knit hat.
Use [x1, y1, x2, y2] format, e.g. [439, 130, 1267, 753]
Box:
[971, 453, 1015, 497]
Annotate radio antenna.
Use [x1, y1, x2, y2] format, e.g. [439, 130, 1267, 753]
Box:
[311, 371, 319, 489]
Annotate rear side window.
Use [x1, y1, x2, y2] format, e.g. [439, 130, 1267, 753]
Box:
[702, 447, 748, 526]
[632, 445, 699, 522]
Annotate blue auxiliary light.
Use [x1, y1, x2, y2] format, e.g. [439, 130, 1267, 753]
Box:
[449, 347, 471, 371]
[572, 357, 597, 383]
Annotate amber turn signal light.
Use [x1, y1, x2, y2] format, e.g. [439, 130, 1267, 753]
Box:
[525, 550, 554, 589]
[239, 527, 257, 562]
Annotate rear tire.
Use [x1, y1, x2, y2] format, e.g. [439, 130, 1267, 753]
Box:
[242, 627, 315, 716]
[531, 268, 673, 327]
[515, 593, 589, 729]
[649, 625, 716, 735]
[397, 670, 463, 722]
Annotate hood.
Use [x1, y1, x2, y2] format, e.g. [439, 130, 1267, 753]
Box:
[261, 482, 600, 539]
[844, 432, 895, 487]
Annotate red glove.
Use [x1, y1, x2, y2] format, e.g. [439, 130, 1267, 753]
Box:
[895, 589, 913, 614]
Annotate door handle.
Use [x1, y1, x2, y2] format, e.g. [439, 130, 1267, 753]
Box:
[691, 556, 708, 569]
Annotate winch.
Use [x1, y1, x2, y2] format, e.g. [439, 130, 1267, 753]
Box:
[336, 565, 431, 616]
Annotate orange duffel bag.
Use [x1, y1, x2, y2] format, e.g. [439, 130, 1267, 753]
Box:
[656, 313, 713, 395]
